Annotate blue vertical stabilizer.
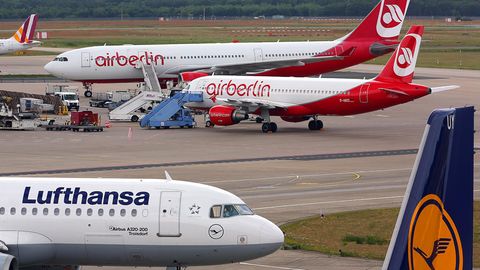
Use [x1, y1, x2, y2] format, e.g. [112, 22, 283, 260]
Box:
[383, 106, 474, 270]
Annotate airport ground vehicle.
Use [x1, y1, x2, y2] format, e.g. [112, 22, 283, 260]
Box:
[89, 91, 133, 109]
[54, 92, 79, 111]
[44, 0, 411, 97]
[184, 26, 458, 133]
[0, 102, 39, 130]
[42, 111, 104, 132]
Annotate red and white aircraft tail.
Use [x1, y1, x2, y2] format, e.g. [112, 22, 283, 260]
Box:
[10, 14, 38, 44]
[342, 0, 410, 43]
[376, 25, 423, 84]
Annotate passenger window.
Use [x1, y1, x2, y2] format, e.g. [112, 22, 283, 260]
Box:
[43, 208, 48, 216]
[21, 208, 27, 215]
[0, 207, 4, 215]
[210, 205, 222, 218]
[132, 209, 137, 217]
[223, 205, 239, 218]
[32, 208, 38, 215]
[76, 208, 82, 216]
[54, 208, 60, 216]
[10, 207, 16, 215]
[120, 209, 126, 217]
[65, 208, 71, 216]
[98, 209, 104, 216]
[87, 209, 93, 216]
[109, 209, 115, 217]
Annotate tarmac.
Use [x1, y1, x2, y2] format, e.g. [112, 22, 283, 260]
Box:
[0, 53, 479, 270]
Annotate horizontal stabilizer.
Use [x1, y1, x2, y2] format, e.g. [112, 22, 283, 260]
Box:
[431, 85, 460, 93]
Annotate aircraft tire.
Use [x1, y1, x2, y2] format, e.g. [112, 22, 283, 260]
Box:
[270, 122, 278, 133]
[261, 123, 270, 133]
[84, 90, 92, 98]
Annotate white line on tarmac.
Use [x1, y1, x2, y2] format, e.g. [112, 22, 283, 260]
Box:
[239, 262, 305, 270]
[253, 190, 480, 211]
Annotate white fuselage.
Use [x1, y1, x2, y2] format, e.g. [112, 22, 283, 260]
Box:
[186, 75, 369, 110]
[0, 38, 40, 55]
[44, 40, 341, 81]
[0, 178, 283, 267]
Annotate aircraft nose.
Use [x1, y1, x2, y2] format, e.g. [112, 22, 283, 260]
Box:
[44, 61, 62, 78]
[260, 218, 284, 251]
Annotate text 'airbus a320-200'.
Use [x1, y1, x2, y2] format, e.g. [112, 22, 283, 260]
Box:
[44, 0, 410, 97]
[0, 173, 284, 270]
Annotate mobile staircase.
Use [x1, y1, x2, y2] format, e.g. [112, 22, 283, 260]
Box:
[139, 91, 203, 129]
[108, 61, 165, 122]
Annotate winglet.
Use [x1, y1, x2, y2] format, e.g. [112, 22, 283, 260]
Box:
[165, 171, 173, 181]
[382, 106, 474, 269]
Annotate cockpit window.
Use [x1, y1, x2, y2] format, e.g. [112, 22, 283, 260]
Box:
[210, 204, 254, 219]
[53, 57, 69, 62]
[235, 204, 254, 215]
[223, 205, 239, 218]
[210, 205, 222, 218]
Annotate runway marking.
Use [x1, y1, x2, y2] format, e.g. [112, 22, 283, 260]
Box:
[0, 149, 478, 177]
[254, 189, 480, 211]
[239, 262, 305, 270]
[253, 196, 405, 210]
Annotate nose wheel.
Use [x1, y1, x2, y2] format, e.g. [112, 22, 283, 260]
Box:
[83, 83, 93, 98]
[308, 120, 323, 131]
[261, 122, 277, 133]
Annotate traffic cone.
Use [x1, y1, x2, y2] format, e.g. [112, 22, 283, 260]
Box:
[128, 127, 133, 140]
[105, 120, 111, 128]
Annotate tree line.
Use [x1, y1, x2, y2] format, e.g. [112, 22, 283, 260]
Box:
[0, 0, 478, 19]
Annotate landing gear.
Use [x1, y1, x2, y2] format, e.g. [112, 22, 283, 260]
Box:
[262, 122, 278, 133]
[205, 114, 214, 128]
[83, 82, 93, 98]
[255, 117, 264, 123]
[308, 119, 323, 131]
[260, 108, 277, 133]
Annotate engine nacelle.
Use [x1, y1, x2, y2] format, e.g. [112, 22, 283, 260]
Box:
[0, 253, 18, 270]
[280, 116, 310, 123]
[209, 105, 248, 126]
[179, 72, 209, 83]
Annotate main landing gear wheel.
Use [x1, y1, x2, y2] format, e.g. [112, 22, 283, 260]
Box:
[308, 120, 323, 131]
[205, 120, 214, 128]
[84, 90, 92, 98]
[262, 122, 278, 133]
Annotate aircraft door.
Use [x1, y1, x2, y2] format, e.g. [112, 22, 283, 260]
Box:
[81, 52, 91, 67]
[359, 84, 369, 103]
[254, 48, 263, 62]
[158, 191, 182, 237]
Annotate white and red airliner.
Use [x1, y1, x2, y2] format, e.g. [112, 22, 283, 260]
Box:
[0, 14, 41, 55]
[184, 26, 458, 133]
[44, 0, 410, 97]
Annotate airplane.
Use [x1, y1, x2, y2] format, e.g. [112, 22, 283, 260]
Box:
[382, 105, 474, 269]
[0, 14, 41, 55]
[183, 25, 459, 133]
[44, 0, 411, 98]
[0, 174, 284, 270]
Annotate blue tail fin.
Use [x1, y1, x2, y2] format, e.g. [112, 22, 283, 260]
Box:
[382, 106, 474, 270]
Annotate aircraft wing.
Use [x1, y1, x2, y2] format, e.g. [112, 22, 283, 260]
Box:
[217, 97, 293, 110]
[165, 55, 342, 75]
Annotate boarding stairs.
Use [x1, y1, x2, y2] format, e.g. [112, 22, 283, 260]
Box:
[139, 91, 203, 128]
[136, 61, 162, 93]
[109, 91, 164, 122]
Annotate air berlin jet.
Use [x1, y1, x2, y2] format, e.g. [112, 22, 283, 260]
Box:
[0, 14, 41, 55]
[44, 0, 410, 97]
[183, 26, 458, 133]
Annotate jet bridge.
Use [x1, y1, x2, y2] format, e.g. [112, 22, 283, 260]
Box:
[139, 91, 203, 129]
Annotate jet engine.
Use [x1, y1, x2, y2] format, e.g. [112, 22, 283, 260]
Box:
[209, 105, 248, 126]
[280, 116, 310, 123]
[0, 253, 18, 270]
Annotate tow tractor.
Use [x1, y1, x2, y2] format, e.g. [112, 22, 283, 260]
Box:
[0, 102, 40, 130]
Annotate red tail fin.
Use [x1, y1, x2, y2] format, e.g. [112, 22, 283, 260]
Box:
[343, 0, 410, 42]
[376, 25, 424, 84]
